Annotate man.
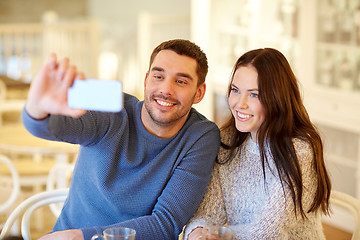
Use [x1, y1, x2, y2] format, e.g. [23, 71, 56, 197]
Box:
[23, 39, 220, 239]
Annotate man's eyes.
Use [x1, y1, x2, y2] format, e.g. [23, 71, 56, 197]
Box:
[153, 74, 163, 80]
[176, 79, 188, 85]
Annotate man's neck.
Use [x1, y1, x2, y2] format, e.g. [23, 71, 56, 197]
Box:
[140, 106, 188, 138]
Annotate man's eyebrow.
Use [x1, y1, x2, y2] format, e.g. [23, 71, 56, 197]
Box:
[151, 66, 164, 72]
[177, 73, 193, 81]
[151, 66, 194, 81]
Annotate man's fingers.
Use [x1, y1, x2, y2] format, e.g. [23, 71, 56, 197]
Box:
[46, 53, 58, 70]
[76, 72, 86, 80]
[57, 57, 70, 81]
[63, 65, 77, 89]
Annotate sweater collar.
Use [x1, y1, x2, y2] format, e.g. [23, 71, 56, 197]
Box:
[246, 136, 260, 155]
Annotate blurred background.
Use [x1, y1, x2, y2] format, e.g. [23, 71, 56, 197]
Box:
[0, 0, 359, 238]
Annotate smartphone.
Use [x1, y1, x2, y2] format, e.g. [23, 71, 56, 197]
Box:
[68, 79, 123, 112]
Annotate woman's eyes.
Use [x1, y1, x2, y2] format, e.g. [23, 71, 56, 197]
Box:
[250, 92, 259, 98]
[230, 88, 259, 98]
[230, 87, 239, 93]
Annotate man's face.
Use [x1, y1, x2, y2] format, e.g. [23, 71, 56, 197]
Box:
[142, 50, 205, 137]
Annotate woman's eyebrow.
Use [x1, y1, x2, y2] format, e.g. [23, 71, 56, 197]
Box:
[231, 83, 258, 91]
[230, 83, 238, 88]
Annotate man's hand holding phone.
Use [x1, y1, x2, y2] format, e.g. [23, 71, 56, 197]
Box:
[25, 54, 123, 120]
[26, 54, 86, 119]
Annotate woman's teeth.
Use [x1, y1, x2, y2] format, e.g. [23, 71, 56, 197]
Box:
[237, 112, 251, 119]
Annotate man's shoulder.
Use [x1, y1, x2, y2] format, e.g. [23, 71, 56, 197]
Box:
[122, 93, 141, 113]
[186, 108, 220, 134]
[124, 92, 139, 104]
[188, 108, 216, 124]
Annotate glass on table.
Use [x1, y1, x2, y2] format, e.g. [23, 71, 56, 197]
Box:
[91, 227, 136, 240]
[196, 225, 233, 240]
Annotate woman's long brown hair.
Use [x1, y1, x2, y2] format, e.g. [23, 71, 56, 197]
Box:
[220, 48, 331, 218]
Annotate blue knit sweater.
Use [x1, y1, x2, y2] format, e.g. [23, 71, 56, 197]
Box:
[22, 93, 220, 240]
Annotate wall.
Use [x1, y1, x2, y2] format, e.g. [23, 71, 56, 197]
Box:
[0, 0, 192, 97]
[0, 0, 87, 23]
[87, 0, 191, 96]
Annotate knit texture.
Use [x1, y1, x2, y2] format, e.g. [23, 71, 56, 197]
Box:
[22, 93, 220, 240]
[184, 136, 325, 240]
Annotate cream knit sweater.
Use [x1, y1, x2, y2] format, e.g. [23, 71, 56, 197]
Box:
[184, 136, 325, 240]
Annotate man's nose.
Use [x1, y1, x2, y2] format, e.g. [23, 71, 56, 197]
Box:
[159, 78, 175, 96]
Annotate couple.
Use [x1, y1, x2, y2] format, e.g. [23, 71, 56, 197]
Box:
[23, 39, 331, 240]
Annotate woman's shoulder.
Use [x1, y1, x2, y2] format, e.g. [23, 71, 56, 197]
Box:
[292, 138, 312, 154]
[292, 138, 314, 168]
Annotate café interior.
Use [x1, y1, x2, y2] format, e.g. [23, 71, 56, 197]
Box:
[0, 0, 360, 239]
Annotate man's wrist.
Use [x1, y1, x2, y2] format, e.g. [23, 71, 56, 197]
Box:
[25, 102, 49, 120]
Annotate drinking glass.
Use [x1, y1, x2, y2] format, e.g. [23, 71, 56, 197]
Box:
[91, 227, 136, 240]
[198, 225, 233, 240]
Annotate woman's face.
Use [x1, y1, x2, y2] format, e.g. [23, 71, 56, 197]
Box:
[228, 65, 265, 142]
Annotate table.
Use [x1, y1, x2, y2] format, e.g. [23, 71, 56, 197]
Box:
[0, 75, 30, 99]
[0, 124, 79, 160]
[0, 124, 78, 232]
[0, 124, 79, 186]
[0, 99, 26, 126]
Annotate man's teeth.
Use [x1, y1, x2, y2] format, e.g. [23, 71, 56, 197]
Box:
[157, 100, 173, 106]
[237, 112, 251, 119]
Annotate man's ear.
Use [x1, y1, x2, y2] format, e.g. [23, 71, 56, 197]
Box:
[193, 83, 206, 104]
[144, 72, 149, 88]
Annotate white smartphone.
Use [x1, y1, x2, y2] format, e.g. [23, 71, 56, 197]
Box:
[68, 79, 123, 112]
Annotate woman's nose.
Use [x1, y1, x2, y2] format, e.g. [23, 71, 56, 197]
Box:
[237, 95, 248, 109]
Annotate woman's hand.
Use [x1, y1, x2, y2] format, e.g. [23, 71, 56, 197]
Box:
[188, 227, 205, 240]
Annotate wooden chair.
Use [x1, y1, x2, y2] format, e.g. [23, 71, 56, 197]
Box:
[46, 162, 74, 217]
[323, 190, 360, 240]
[0, 156, 57, 190]
[0, 154, 20, 232]
[0, 154, 57, 233]
[0, 189, 69, 240]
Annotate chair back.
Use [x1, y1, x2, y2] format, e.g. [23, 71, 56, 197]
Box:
[46, 162, 74, 216]
[324, 190, 360, 240]
[0, 154, 20, 213]
[0, 189, 69, 240]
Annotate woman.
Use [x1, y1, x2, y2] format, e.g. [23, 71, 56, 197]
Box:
[183, 48, 331, 239]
